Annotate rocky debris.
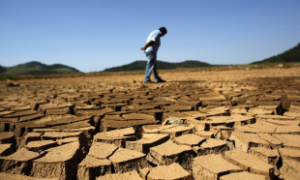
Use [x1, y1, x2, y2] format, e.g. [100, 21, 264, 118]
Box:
[38, 102, 74, 114]
[0, 144, 14, 156]
[220, 171, 266, 180]
[224, 149, 275, 178]
[56, 137, 79, 145]
[278, 147, 300, 179]
[284, 112, 300, 119]
[126, 133, 169, 154]
[101, 113, 156, 130]
[79, 141, 147, 178]
[24, 132, 42, 143]
[143, 124, 176, 133]
[94, 127, 136, 147]
[76, 108, 114, 129]
[182, 111, 206, 119]
[25, 140, 57, 152]
[247, 107, 274, 116]
[163, 104, 193, 112]
[0, 148, 43, 175]
[278, 148, 300, 161]
[46, 107, 70, 115]
[0, 172, 59, 180]
[6, 82, 20, 87]
[263, 118, 300, 126]
[42, 131, 89, 147]
[273, 134, 300, 150]
[200, 106, 230, 117]
[108, 147, 147, 173]
[199, 92, 226, 101]
[147, 140, 193, 170]
[75, 106, 113, 116]
[229, 132, 270, 152]
[42, 131, 82, 139]
[19, 113, 44, 122]
[0, 71, 300, 179]
[31, 142, 83, 180]
[96, 171, 143, 180]
[285, 101, 300, 112]
[0, 111, 14, 117]
[211, 125, 233, 140]
[234, 121, 276, 134]
[141, 163, 192, 180]
[33, 128, 60, 133]
[193, 154, 242, 180]
[88, 142, 118, 159]
[275, 125, 300, 134]
[231, 107, 248, 115]
[174, 134, 205, 147]
[163, 117, 187, 126]
[279, 158, 300, 180]
[13, 104, 31, 111]
[249, 147, 280, 166]
[206, 114, 255, 128]
[193, 139, 228, 156]
[163, 112, 187, 121]
[33, 115, 92, 128]
[77, 142, 117, 180]
[77, 155, 111, 180]
[256, 114, 296, 121]
[0, 132, 15, 144]
[2, 110, 37, 118]
[139, 109, 164, 122]
[143, 124, 194, 138]
[195, 131, 214, 139]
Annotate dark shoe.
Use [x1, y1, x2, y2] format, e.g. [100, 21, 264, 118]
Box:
[156, 79, 166, 83]
[144, 81, 154, 84]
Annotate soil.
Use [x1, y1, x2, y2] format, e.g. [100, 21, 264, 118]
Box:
[146, 163, 192, 180]
[0, 68, 300, 179]
[224, 149, 274, 176]
[220, 171, 266, 180]
[193, 154, 242, 180]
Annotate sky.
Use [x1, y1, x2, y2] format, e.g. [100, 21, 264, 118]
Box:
[1, 0, 300, 72]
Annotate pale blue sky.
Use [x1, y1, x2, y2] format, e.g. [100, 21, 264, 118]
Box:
[1, 0, 300, 72]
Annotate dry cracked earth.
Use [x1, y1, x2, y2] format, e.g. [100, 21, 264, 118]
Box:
[0, 68, 300, 180]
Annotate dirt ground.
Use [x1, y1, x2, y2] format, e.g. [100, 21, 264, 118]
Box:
[0, 67, 300, 180]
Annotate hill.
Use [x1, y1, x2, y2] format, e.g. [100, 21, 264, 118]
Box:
[252, 43, 300, 64]
[0, 65, 7, 73]
[0, 61, 81, 75]
[103, 60, 212, 72]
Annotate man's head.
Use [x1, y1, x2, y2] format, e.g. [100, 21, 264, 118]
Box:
[159, 27, 167, 36]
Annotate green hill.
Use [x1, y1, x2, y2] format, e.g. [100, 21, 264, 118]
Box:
[0, 61, 81, 75]
[103, 60, 212, 72]
[252, 43, 300, 64]
[0, 65, 7, 73]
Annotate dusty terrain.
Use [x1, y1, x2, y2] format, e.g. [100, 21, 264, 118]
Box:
[0, 67, 300, 180]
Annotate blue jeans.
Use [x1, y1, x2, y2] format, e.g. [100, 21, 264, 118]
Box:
[144, 51, 161, 82]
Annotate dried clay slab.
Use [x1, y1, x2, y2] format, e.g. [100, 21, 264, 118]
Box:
[193, 154, 242, 180]
[141, 163, 192, 180]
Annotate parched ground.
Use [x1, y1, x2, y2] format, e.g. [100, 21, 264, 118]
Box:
[0, 67, 300, 180]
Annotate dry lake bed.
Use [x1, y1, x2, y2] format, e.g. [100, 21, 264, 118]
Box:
[0, 67, 300, 180]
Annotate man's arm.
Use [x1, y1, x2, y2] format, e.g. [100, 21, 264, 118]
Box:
[141, 40, 153, 50]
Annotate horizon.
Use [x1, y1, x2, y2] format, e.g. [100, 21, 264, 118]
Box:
[0, 59, 229, 72]
[1, 0, 300, 73]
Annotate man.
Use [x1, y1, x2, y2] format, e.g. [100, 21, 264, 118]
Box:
[141, 27, 167, 83]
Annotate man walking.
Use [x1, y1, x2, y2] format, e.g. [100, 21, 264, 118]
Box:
[141, 27, 167, 83]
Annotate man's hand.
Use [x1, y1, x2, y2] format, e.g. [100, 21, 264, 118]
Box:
[140, 40, 153, 51]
